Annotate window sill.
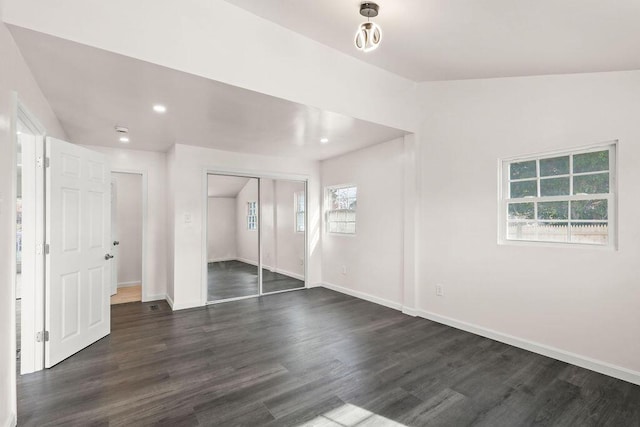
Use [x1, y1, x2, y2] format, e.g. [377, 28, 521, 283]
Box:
[498, 238, 617, 251]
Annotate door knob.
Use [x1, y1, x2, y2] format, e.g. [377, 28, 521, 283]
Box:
[113, 241, 120, 246]
[105, 254, 114, 260]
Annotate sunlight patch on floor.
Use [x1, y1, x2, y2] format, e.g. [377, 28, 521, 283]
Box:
[298, 403, 407, 427]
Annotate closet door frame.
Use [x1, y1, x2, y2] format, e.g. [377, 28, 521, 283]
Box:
[201, 168, 309, 306]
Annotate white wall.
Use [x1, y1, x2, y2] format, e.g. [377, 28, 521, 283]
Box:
[207, 197, 237, 262]
[86, 146, 168, 301]
[0, 19, 66, 427]
[112, 172, 142, 286]
[169, 144, 321, 310]
[417, 70, 640, 379]
[321, 138, 406, 308]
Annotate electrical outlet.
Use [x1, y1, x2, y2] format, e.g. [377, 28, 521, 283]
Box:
[341, 265, 347, 275]
[435, 284, 444, 297]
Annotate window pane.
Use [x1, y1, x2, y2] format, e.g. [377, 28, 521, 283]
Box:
[510, 180, 537, 198]
[573, 173, 609, 195]
[538, 201, 568, 220]
[573, 150, 609, 173]
[571, 199, 608, 220]
[508, 202, 534, 220]
[540, 177, 569, 196]
[510, 160, 537, 180]
[570, 222, 608, 245]
[537, 222, 570, 243]
[540, 156, 569, 176]
[506, 221, 537, 241]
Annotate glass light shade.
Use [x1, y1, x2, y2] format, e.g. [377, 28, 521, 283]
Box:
[354, 21, 382, 52]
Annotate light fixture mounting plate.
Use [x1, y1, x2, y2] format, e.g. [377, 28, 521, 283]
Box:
[359, 2, 379, 18]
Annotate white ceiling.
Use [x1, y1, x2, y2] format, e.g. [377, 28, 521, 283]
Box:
[8, 26, 407, 159]
[223, 0, 640, 81]
[208, 175, 251, 197]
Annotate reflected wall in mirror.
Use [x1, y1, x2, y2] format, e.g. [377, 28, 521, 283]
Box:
[207, 174, 259, 302]
[261, 179, 306, 294]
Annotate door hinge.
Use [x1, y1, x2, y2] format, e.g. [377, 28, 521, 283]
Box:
[36, 331, 49, 342]
[44, 243, 50, 255]
[36, 157, 50, 168]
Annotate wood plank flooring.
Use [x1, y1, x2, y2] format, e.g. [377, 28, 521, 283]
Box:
[208, 260, 304, 301]
[17, 288, 640, 426]
[111, 285, 142, 305]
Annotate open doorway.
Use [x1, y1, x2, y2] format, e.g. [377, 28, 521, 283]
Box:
[110, 172, 143, 305]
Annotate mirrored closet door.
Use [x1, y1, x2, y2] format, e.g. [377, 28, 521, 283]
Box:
[206, 174, 306, 304]
[207, 175, 260, 302]
[260, 179, 306, 294]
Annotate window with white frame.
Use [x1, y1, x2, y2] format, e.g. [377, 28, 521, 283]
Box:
[326, 185, 357, 234]
[295, 190, 305, 233]
[247, 201, 257, 230]
[501, 143, 616, 246]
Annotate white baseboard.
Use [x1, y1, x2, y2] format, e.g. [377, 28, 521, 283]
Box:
[274, 268, 304, 281]
[320, 282, 403, 311]
[3, 412, 17, 427]
[143, 294, 166, 303]
[165, 295, 202, 311]
[165, 294, 175, 310]
[208, 257, 236, 263]
[226, 258, 304, 280]
[319, 283, 640, 386]
[414, 309, 640, 386]
[117, 281, 141, 288]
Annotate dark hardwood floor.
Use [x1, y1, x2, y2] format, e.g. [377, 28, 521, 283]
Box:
[208, 260, 304, 302]
[17, 288, 640, 426]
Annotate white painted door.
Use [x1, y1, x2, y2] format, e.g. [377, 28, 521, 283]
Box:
[110, 178, 118, 296]
[45, 137, 111, 368]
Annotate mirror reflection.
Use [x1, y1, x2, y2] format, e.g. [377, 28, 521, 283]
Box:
[207, 175, 259, 302]
[260, 179, 306, 294]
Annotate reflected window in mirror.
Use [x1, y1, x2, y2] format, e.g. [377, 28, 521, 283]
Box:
[295, 190, 305, 233]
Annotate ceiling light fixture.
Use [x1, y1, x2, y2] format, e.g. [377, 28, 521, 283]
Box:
[355, 2, 382, 53]
[119, 136, 130, 143]
[153, 104, 167, 113]
[320, 137, 329, 144]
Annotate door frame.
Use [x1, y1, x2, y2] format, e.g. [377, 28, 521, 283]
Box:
[12, 97, 47, 375]
[110, 169, 149, 302]
[201, 167, 309, 306]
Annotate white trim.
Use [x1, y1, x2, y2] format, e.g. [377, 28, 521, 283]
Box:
[213, 258, 305, 281]
[117, 281, 141, 288]
[413, 309, 640, 386]
[207, 257, 236, 263]
[273, 267, 304, 281]
[165, 293, 175, 310]
[3, 412, 17, 427]
[143, 293, 167, 303]
[236, 257, 258, 267]
[320, 282, 403, 311]
[172, 299, 207, 311]
[320, 284, 640, 386]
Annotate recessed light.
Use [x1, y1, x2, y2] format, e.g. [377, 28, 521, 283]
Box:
[119, 136, 130, 143]
[153, 104, 167, 113]
[320, 137, 329, 144]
